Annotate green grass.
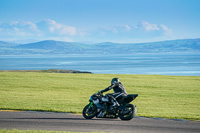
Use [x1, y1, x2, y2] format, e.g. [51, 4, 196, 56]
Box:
[0, 72, 199, 120]
[0, 129, 103, 133]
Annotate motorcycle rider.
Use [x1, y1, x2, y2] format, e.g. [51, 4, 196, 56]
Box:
[100, 78, 128, 108]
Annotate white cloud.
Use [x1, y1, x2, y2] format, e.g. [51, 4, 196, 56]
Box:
[89, 21, 173, 43]
[159, 24, 173, 35]
[0, 19, 77, 41]
[0, 19, 172, 43]
[44, 19, 76, 35]
[125, 25, 131, 31]
[137, 21, 159, 31]
[136, 21, 172, 35]
[0, 21, 40, 38]
[102, 25, 132, 34]
[98, 21, 171, 35]
[9, 21, 39, 32]
[96, 21, 172, 36]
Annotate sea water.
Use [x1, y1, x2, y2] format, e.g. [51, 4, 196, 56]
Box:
[0, 53, 200, 76]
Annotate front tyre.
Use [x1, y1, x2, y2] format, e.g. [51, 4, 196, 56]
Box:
[119, 104, 136, 121]
[82, 103, 98, 119]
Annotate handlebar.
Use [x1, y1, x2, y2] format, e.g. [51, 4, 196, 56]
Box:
[96, 90, 103, 96]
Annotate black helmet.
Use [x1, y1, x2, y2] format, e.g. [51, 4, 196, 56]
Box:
[111, 78, 120, 85]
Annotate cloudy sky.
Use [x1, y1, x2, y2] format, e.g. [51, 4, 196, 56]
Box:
[0, 0, 200, 43]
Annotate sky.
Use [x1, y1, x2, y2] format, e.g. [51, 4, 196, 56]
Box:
[0, 0, 200, 43]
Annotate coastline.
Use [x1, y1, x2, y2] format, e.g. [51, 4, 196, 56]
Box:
[0, 69, 92, 74]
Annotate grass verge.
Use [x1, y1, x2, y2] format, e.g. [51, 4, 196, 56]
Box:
[0, 72, 199, 120]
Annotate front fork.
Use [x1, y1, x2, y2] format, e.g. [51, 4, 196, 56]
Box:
[87, 102, 95, 112]
[88, 101, 93, 108]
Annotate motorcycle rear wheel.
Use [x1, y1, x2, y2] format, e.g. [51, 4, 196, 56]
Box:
[119, 104, 136, 121]
[82, 103, 98, 119]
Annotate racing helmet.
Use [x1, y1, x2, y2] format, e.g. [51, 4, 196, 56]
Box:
[111, 78, 120, 85]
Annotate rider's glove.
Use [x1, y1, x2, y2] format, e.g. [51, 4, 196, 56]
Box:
[97, 90, 102, 95]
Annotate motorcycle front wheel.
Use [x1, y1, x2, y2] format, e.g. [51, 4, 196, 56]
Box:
[82, 103, 98, 119]
[119, 104, 136, 121]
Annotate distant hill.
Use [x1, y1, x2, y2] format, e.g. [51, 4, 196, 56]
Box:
[15, 40, 85, 54]
[0, 41, 18, 47]
[0, 38, 199, 55]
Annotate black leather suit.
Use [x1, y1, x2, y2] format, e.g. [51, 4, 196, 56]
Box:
[101, 82, 128, 104]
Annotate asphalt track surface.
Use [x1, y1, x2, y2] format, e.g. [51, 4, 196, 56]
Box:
[0, 111, 200, 133]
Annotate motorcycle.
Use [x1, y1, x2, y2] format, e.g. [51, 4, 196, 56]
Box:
[82, 91, 138, 120]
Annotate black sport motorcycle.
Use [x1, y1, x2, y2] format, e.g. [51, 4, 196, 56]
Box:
[82, 91, 138, 120]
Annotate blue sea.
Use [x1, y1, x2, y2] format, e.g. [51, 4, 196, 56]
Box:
[0, 53, 200, 76]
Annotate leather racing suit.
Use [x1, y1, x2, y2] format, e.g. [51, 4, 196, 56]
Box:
[101, 82, 128, 106]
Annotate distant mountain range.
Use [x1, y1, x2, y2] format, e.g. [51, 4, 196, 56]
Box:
[0, 38, 200, 55]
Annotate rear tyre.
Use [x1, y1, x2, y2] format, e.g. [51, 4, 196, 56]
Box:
[82, 103, 98, 119]
[119, 104, 136, 121]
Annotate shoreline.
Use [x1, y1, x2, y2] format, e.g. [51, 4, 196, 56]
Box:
[0, 69, 92, 74]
